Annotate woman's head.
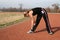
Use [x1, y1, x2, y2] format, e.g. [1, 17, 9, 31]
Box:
[23, 10, 33, 17]
[24, 10, 30, 17]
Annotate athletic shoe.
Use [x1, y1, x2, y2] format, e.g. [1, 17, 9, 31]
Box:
[49, 32, 54, 35]
[27, 30, 34, 33]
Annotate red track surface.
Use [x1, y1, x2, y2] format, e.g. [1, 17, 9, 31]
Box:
[0, 14, 60, 40]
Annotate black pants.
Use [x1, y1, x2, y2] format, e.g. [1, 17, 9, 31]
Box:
[31, 12, 52, 33]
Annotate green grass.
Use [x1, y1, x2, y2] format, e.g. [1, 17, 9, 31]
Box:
[0, 12, 28, 28]
[0, 17, 28, 28]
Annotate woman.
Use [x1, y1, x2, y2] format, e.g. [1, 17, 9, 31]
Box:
[24, 7, 53, 35]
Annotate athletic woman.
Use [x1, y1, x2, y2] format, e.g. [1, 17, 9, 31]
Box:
[24, 7, 53, 35]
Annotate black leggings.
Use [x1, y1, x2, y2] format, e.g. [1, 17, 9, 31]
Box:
[31, 13, 52, 33]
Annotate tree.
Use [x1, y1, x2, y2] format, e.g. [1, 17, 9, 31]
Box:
[52, 3, 60, 12]
[46, 7, 51, 12]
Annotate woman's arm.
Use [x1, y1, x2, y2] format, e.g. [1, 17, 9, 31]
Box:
[29, 11, 34, 27]
[24, 10, 35, 27]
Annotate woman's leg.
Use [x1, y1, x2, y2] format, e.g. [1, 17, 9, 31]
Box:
[43, 12, 52, 33]
[31, 14, 42, 31]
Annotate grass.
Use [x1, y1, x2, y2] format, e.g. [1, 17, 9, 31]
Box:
[0, 18, 28, 28]
[0, 12, 28, 28]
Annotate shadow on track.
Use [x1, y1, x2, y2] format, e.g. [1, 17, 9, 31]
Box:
[35, 26, 60, 34]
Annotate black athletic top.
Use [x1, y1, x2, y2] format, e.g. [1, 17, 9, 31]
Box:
[31, 7, 42, 16]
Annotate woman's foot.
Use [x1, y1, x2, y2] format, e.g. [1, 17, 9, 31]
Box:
[48, 32, 54, 35]
[27, 30, 34, 33]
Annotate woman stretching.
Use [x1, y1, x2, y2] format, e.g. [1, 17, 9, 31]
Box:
[24, 7, 53, 35]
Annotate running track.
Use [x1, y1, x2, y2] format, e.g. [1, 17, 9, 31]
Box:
[0, 13, 60, 40]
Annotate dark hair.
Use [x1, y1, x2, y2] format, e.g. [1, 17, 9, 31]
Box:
[24, 13, 26, 17]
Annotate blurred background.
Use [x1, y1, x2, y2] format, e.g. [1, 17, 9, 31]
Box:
[0, 0, 60, 13]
